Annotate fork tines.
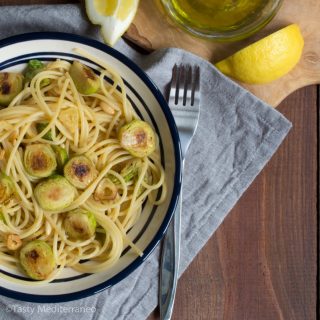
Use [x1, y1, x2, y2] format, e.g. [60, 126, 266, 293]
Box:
[169, 64, 200, 107]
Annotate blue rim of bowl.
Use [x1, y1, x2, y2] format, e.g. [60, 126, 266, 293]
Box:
[0, 32, 182, 303]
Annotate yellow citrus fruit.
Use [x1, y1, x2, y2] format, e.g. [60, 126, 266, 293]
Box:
[85, 0, 139, 46]
[215, 24, 304, 84]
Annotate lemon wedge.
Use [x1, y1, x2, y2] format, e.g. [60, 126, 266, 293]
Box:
[85, 0, 139, 46]
[215, 24, 304, 84]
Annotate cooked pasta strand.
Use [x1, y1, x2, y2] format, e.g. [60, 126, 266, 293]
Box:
[0, 55, 166, 285]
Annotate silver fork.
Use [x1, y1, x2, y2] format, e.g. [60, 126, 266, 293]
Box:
[159, 64, 200, 320]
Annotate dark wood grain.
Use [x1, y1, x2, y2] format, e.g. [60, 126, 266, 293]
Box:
[149, 86, 318, 320]
[0, 1, 317, 320]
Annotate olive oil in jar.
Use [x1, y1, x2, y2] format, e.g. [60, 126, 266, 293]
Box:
[170, 0, 266, 31]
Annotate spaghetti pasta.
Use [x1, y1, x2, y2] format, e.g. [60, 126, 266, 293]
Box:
[0, 52, 166, 284]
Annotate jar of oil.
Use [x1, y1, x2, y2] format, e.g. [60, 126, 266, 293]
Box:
[161, 0, 283, 41]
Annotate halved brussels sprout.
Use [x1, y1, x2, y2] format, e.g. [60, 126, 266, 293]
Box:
[93, 178, 117, 202]
[34, 175, 76, 211]
[64, 155, 98, 189]
[64, 209, 96, 240]
[69, 61, 100, 95]
[36, 122, 53, 141]
[0, 72, 24, 107]
[118, 120, 156, 157]
[24, 59, 50, 87]
[24, 144, 57, 178]
[20, 240, 55, 280]
[0, 172, 15, 204]
[52, 146, 68, 171]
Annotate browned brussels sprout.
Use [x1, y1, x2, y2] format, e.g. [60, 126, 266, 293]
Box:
[0, 72, 24, 107]
[64, 155, 98, 189]
[119, 120, 156, 158]
[34, 175, 76, 211]
[64, 209, 96, 240]
[20, 240, 55, 280]
[93, 178, 117, 201]
[24, 144, 57, 178]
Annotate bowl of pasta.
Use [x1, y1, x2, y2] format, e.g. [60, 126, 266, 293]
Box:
[0, 32, 181, 302]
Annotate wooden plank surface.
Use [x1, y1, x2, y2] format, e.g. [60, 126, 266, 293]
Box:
[0, 1, 317, 320]
[125, 0, 320, 107]
[149, 85, 318, 320]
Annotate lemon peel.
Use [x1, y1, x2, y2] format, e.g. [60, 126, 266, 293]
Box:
[215, 24, 304, 84]
[85, 0, 139, 46]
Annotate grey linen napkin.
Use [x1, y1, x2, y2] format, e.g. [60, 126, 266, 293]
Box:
[0, 4, 292, 320]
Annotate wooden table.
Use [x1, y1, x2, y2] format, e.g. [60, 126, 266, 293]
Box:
[0, 1, 317, 319]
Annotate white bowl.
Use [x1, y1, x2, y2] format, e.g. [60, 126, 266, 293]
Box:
[0, 32, 181, 302]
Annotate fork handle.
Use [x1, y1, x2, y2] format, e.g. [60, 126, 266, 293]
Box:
[159, 132, 194, 318]
[159, 190, 182, 320]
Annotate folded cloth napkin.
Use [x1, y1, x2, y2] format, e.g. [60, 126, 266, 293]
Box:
[0, 4, 292, 320]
